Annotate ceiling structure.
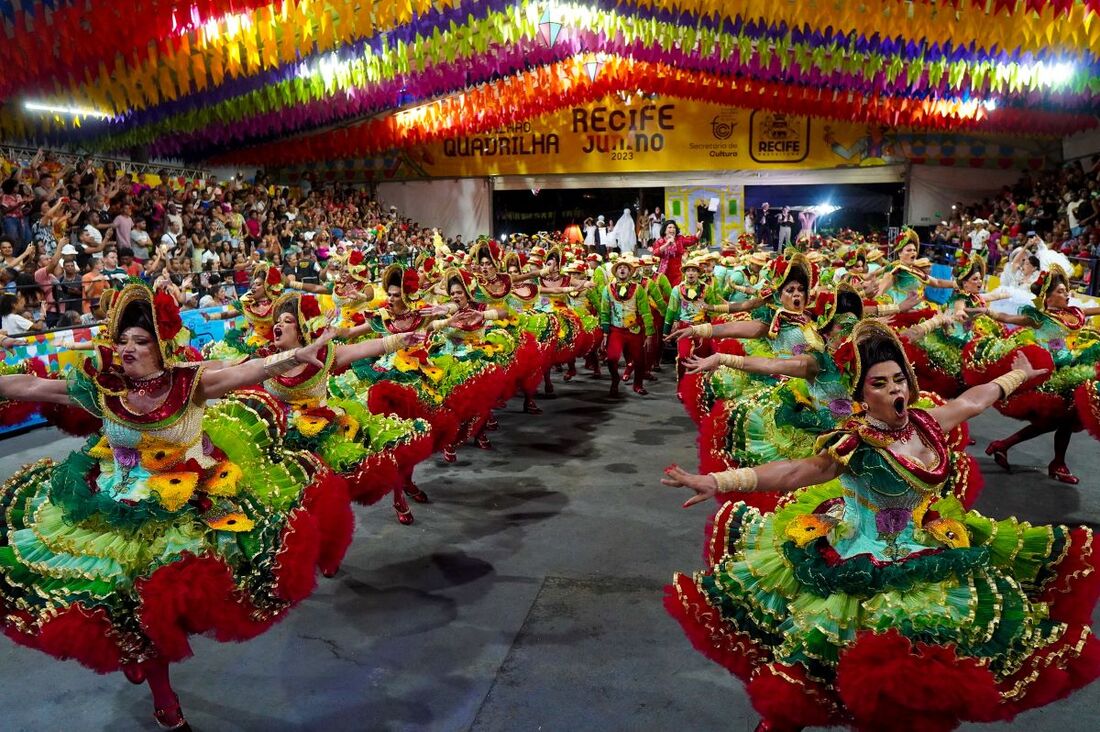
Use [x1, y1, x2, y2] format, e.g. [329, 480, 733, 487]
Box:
[1, 1, 1098, 166]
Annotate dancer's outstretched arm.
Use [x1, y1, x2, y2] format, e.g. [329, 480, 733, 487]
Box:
[930, 351, 1047, 432]
[662, 454, 842, 508]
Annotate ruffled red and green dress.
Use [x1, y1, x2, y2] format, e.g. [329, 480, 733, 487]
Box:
[668, 409, 1100, 731]
[0, 362, 352, 674]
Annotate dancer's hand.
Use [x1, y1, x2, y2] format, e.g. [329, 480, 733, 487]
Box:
[898, 291, 922, 312]
[1011, 351, 1048, 381]
[665, 325, 693, 342]
[401, 332, 428, 348]
[294, 329, 335, 368]
[683, 354, 722, 374]
[661, 465, 719, 508]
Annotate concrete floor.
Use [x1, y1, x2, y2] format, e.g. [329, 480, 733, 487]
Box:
[0, 373, 1098, 731]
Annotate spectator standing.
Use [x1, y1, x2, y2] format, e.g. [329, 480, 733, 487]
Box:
[1, 179, 27, 250]
[56, 259, 84, 315]
[100, 249, 128, 286]
[129, 217, 152, 260]
[112, 203, 134, 249]
[81, 257, 107, 315]
[777, 206, 794, 248]
[33, 244, 63, 327]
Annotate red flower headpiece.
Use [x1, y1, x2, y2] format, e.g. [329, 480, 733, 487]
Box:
[348, 250, 364, 267]
[402, 269, 420, 295]
[154, 291, 183, 341]
[300, 294, 322, 320]
[422, 256, 436, 272]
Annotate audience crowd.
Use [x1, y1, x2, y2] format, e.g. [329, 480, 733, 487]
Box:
[3, 147, 1100, 337]
[926, 155, 1100, 292]
[0, 151, 452, 335]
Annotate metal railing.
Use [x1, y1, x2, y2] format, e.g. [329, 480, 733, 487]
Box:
[2, 144, 211, 182]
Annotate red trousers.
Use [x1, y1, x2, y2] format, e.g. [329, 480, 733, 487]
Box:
[606, 326, 646, 388]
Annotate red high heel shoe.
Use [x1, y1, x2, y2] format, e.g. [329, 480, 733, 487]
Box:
[154, 695, 191, 731]
[442, 448, 457, 464]
[985, 440, 1011, 472]
[404, 483, 430, 504]
[476, 434, 492, 450]
[523, 398, 543, 415]
[485, 415, 499, 431]
[563, 365, 576, 381]
[632, 385, 649, 396]
[1048, 462, 1080, 485]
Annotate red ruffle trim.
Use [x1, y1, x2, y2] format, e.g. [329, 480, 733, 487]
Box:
[300, 469, 354, 577]
[998, 628, 1100, 718]
[750, 662, 843, 729]
[837, 630, 1002, 731]
[1074, 380, 1100, 442]
[1039, 527, 1100, 626]
[961, 340, 1054, 390]
[679, 372, 706, 425]
[4, 604, 124, 674]
[664, 573, 769, 681]
[135, 553, 279, 664]
[905, 340, 963, 399]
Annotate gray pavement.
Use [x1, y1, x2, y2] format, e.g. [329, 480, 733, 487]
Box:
[0, 374, 1097, 731]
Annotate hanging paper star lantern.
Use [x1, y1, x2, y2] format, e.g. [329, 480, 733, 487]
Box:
[538, 8, 563, 48]
[584, 56, 603, 83]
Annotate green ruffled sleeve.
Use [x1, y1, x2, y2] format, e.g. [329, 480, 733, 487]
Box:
[66, 369, 102, 418]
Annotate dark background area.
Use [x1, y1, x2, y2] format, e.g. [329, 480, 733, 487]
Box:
[493, 187, 664, 237]
[745, 182, 905, 233]
[493, 182, 905, 238]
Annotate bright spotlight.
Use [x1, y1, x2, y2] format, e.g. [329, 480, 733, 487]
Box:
[814, 203, 841, 216]
[1032, 61, 1075, 88]
[24, 101, 111, 119]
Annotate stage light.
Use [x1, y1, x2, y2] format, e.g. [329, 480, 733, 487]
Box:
[982, 99, 997, 112]
[814, 203, 840, 216]
[23, 101, 111, 119]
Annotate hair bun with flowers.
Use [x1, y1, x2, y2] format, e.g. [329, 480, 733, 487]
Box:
[893, 228, 920, 255]
[263, 263, 285, 297]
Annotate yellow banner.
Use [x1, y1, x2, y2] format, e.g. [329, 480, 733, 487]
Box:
[412, 96, 897, 177]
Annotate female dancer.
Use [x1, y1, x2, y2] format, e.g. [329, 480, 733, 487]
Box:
[965, 266, 1100, 484]
[664, 320, 1100, 732]
[876, 229, 956, 307]
[262, 293, 434, 525]
[682, 284, 980, 512]
[469, 240, 545, 415]
[0, 283, 349, 730]
[668, 254, 820, 423]
[430, 267, 516, 456]
[903, 256, 1005, 399]
[651, 220, 703, 286]
[203, 263, 282, 359]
